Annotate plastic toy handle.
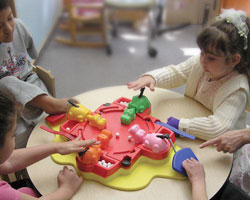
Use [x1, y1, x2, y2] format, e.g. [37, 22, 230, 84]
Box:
[68, 99, 79, 107]
[40, 125, 76, 141]
[172, 148, 199, 176]
[139, 87, 145, 98]
[155, 121, 195, 140]
[157, 134, 177, 153]
[79, 147, 89, 157]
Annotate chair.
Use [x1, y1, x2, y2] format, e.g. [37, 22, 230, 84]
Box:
[0, 65, 56, 184]
[211, 178, 250, 200]
[104, 0, 158, 57]
[32, 65, 56, 97]
[56, 0, 110, 54]
[0, 170, 29, 183]
[0, 172, 41, 196]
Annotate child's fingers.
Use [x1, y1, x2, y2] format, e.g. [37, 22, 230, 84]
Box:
[71, 138, 100, 147]
[149, 82, 155, 91]
[182, 159, 188, 167]
[182, 158, 191, 166]
[132, 81, 146, 90]
[127, 82, 135, 87]
[182, 161, 187, 168]
[127, 81, 140, 89]
[133, 85, 144, 91]
[127, 82, 133, 88]
[62, 166, 69, 174]
[182, 158, 198, 166]
[71, 98, 79, 104]
[72, 140, 100, 153]
[73, 147, 87, 153]
[59, 169, 63, 176]
[128, 83, 140, 90]
[185, 158, 194, 165]
[74, 135, 81, 141]
[94, 141, 100, 145]
[63, 166, 69, 170]
[190, 157, 197, 162]
[81, 138, 99, 147]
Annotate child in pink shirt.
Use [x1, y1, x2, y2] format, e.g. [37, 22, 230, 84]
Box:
[0, 92, 99, 200]
[0, 181, 37, 199]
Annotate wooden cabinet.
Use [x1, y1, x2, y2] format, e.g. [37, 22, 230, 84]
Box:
[114, 10, 146, 24]
[164, 0, 220, 25]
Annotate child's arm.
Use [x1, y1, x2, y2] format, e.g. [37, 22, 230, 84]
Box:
[200, 128, 250, 153]
[20, 166, 82, 200]
[0, 137, 98, 174]
[27, 95, 78, 115]
[127, 56, 197, 91]
[0, 73, 78, 116]
[178, 89, 247, 140]
[182, 158, 208, 200]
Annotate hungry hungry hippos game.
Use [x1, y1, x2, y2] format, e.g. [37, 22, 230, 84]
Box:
[41, 88, 197, 191]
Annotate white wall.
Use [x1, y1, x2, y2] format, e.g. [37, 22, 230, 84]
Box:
[15, 0, 63, 51]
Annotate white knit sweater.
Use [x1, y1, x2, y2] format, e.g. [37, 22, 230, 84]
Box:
[145, 56, 250, 140]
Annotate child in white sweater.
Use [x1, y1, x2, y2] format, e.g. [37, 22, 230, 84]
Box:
[128, 9, 250, 140]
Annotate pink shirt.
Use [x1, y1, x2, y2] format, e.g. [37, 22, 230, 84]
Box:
[0, 181, 37, 200]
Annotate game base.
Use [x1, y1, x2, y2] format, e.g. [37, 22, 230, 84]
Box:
[45, 95, 188, 191]
[51, 134, 185, 191]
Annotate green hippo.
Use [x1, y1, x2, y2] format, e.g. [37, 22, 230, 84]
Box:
[128, 95, 150, 113]
[121, 93, 151, 125]
[121, 107, 136, 125]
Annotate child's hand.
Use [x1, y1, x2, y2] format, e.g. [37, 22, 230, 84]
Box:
[57, 166, 82, 197]
[57, 136, 99, 155]
[182, 158, 205, 184]
[127, 76, 156, 91]
[58, 97, 79, 113]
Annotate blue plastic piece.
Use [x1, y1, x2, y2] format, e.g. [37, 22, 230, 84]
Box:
[155, 121, 195, 140]
[172, 148, 198, 176]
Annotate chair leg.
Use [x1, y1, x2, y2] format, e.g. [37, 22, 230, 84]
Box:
[69, 20, 77, 42]
[1, 174, 11, 182]
[1, 169, 29, 183]
[101, 11, 107, 46]
[15, 169, 29, 180]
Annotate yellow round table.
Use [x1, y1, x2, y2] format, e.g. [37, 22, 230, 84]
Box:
[27, 85, 232, 200]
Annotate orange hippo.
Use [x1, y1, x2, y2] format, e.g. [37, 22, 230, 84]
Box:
[97, 129, 113, 149]
[78, 144, 102, 165]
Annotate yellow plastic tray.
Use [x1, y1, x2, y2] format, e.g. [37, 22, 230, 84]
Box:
[51, 123, 186, 191]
